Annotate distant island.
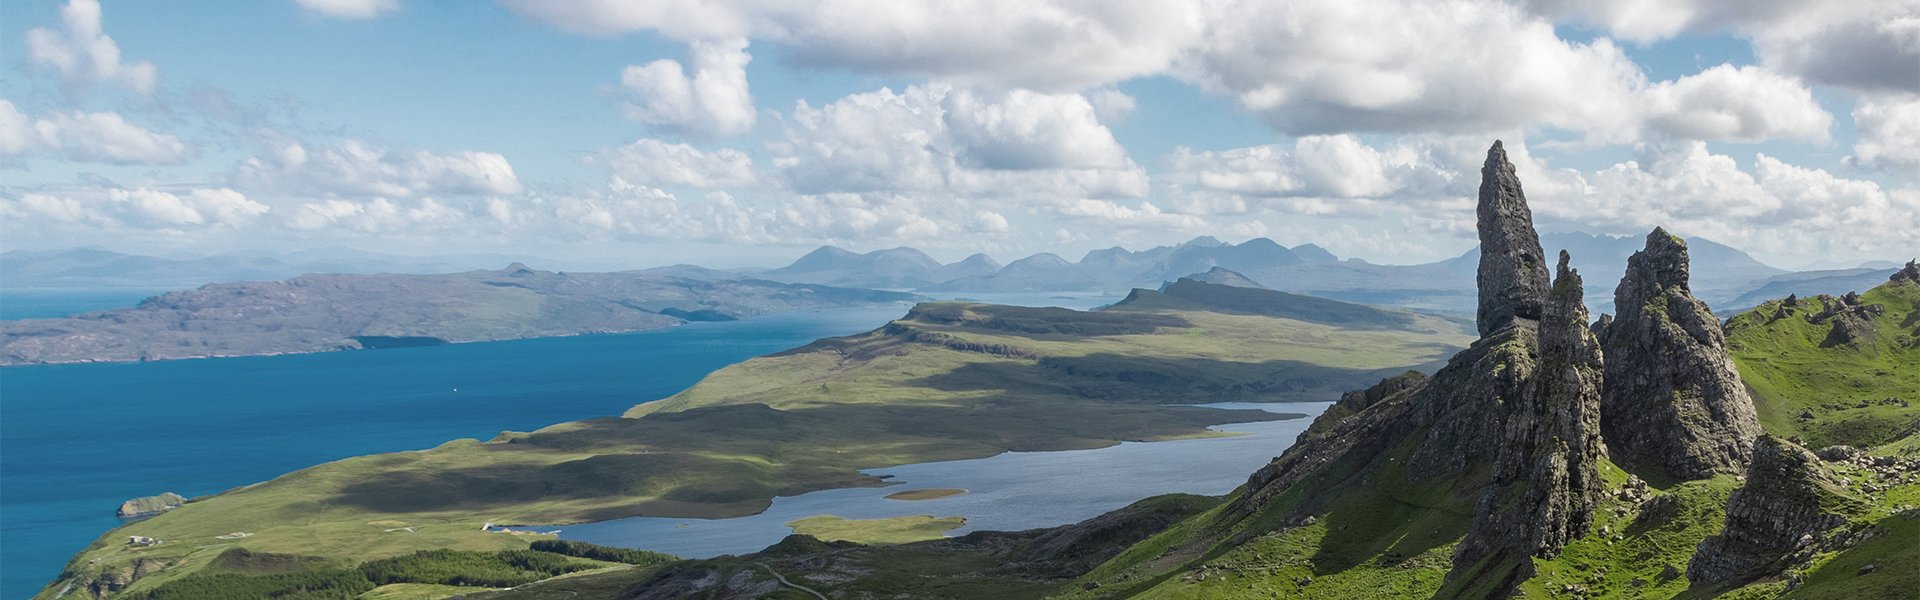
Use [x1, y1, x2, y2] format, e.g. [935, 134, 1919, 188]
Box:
[0, 264, 916, 365]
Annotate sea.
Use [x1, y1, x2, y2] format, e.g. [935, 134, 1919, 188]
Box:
[0, 289, 1200, 598]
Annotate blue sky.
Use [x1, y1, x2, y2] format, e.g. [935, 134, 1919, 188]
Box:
[1, 0, 1915, 270]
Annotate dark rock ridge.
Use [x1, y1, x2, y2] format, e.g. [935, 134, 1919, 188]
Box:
[1109, 277, 1468, 334]
[1475, 140, 1552, 336]
[1893, 259, 1920, 285]
[1453, 252, 1607, 576]
[1598, 229, 1760, 481]
[1180, 266, 1266, 289]
[1687, 436, 1855, 587]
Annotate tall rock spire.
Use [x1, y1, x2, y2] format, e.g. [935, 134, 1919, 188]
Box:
[1600, 228, 1760, 481]
[1454, 251, 1607, 579]
[1476, 140, 1551, 337]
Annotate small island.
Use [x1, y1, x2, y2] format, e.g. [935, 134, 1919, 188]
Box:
[116, 493, 185, 519]
[785, 515, 967, 545]
[883, 488, 966, 501]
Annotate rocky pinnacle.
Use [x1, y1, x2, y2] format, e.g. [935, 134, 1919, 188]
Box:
[1599, 229, 1760, 481]
[1455, 251, 1607, 574]
[1476, 140, 1551, 337]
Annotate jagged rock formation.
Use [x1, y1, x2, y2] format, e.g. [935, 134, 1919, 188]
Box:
[1892, 259, 1920, 285]
[1454, 252, 1607, 577]
[1302, 370, 1426, 436]
[1687, 436, 1854, 587]
[1475, 140, 1551, 337]
[1599, 229, 1760, 481]
[1796, 292, 1888, 349]
[1236, 145, 1596, 596]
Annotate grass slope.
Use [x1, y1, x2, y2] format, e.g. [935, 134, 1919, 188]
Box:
[43, 295, 1470, 598]
[1725, 279, 1920, 448]
[1042, 278, 1920, 599]
[786, 514, 967, 545]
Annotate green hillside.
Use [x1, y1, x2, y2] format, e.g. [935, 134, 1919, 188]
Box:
[497, 275, 1920, 599]
[40, 287, 1471, 599]
[1725, 280, 1920, 448]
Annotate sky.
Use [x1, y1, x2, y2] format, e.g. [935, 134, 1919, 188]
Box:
[1, 0, 1916, 271]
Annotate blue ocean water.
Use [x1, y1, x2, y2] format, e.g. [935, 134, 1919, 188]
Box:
[0, 288, 164, 320]
[0, 305, 913, 599]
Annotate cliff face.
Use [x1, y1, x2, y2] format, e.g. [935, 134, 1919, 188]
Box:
[1232, 142, 1610, 595]
[1226, 143, 1781, 598]
[1475, 140, 1552, 337]
[1599, 229, 1761, 481]
[1687, 436, 1854, 587]
[1454, 252, 1607, 578]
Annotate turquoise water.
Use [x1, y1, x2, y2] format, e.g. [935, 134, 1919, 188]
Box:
[0, 305, 913, 599]
[0, 288, 164, 320]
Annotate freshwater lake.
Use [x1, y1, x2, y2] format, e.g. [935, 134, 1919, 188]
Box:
[7, 289, 1271, 598]
[556, 402, 1327, 557]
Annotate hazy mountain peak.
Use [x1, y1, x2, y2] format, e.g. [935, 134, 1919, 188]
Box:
[1184, 235, 1225, 248]
[1007, 252, 1071, 268]
[1290, 243, 1338, 262]
[950, 253, 1000, 268]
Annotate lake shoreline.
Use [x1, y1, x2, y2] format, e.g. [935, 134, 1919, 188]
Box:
[550, 402, 1330, 559]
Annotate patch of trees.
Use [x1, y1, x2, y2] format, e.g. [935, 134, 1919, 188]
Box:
[136, 570, 373, 599]
[530, 539, 675, 565]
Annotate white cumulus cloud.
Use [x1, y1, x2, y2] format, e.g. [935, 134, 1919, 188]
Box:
[619, 38, 756, 137]
[1640, 65, 1832, 142]
[2, 186, 266, 230]
[596, 139, 756, 188]
[24, 0, 158, 93]
[773, 84, 1147, 200]
[295, 0, 400, 20]
[231, 138, 523, 199]
[504, 0, 1198, 91]
[1849, 94, 1920, 175]
[0, 100, 189, 164]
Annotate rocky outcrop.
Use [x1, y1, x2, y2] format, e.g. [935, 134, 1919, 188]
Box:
[1475, 140, 1551, 337]
[116, 492, 184, 518]
[1599, 229, 1760, 481]
[1301, 370, 1427, 437]
[1687, 436, 1855, 588]
[1453, 252, 1608, 580]
[1892, 259, 1920, 285]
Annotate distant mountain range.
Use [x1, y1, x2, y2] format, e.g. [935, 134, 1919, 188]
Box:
[7, 236, 1905, 317]
[752, 233, 1895, 315]
[759, 246, 1001, 289]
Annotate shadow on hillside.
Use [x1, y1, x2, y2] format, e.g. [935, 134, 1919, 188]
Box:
[908, 352, 1457, 404]
[326, 399, 1294, 518]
